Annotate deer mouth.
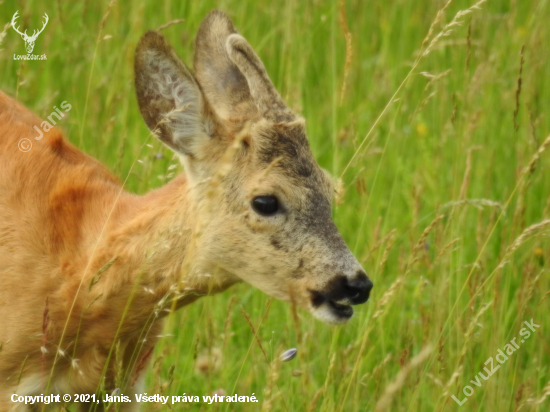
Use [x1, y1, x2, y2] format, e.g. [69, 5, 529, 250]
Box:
[327, 299, 353, 318]
[309, 291, 354, 324]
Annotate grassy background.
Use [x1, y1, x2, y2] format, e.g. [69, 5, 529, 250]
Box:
[1, 0, 550, 410]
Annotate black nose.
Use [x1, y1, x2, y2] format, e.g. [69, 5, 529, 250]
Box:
[345, 271, 373, 305]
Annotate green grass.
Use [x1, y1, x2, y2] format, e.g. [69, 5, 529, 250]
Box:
[1, 0, 550, 410]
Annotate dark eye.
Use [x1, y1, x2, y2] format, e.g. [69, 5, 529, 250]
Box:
[252, 195, 279, 216]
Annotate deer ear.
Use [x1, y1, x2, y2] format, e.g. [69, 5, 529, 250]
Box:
[135, 31, 214, 158]
[194, 10, 295, 124]
[194, 10, 258, 122]
[225, 34, 295, 123]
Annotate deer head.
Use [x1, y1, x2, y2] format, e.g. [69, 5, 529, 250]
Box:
[134, 10, 373, 325]
[11, 11, 49, 54]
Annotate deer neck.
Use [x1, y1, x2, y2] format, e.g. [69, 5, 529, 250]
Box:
[94, 174, 238, 318]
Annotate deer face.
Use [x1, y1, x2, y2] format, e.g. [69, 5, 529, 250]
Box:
[135, 10, 372, 324]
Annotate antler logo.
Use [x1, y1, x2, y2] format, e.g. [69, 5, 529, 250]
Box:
[11, 11, 49, 54]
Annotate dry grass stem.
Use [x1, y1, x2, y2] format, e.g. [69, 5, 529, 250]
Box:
[379, 229, 397, 272]
[339, 0, 353, 104]
[501, 219, 550, 263]
[423, 0, 488, 57]
[420, 0, 453, 51]
[406, 215, 444, 272]
[442, 199, 505, 213]
[459, 146, 482, 200]
[435, 238, 461, 261]
[519, 381, 550, 409]
[240, 306, 270, 363]
[157, 19, 185, 31]
[514, 45, 525, 132]
[0, 23, 10, 48]
[373, 277, 403, 320]
[373, 345, 432, 412]
[340, 0, 488, 177]
[514, 134, 550, 228]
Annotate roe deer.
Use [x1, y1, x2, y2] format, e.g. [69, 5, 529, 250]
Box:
[0, 10, 372, 411]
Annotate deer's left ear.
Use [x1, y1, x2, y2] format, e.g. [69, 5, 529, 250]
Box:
[135, 31, 216, 159]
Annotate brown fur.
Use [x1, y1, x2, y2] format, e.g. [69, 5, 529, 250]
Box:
[0, 10, 371, 411]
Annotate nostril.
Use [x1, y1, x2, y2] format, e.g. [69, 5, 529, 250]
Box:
[346, 271, 373, 304]
[347, 271, 368, 290]
[347, 278, 368, 292]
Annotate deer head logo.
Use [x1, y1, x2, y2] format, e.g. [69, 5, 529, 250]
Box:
[11, 11, 49, 54]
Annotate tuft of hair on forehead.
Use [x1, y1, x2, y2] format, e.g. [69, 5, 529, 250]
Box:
[254, 119, 310, 171]
[251, 119, 333, 197]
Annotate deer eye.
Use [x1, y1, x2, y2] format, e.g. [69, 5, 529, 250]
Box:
[252, 196, 279, 216]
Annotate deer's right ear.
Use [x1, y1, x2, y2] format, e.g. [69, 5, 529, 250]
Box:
[134, 31, 213, 158]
